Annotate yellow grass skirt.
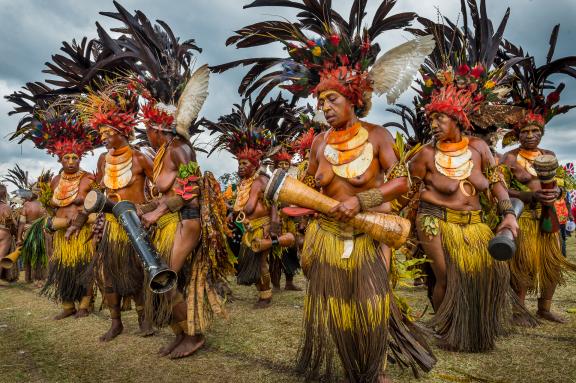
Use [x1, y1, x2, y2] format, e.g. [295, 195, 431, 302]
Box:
[42, 226, 93, 302]
[297, 217, 435, 382]
[431, 218, 512, 352]
[511, 208, 576, 293]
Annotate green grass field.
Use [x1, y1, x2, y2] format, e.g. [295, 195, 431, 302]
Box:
[1, 238, 575, 383]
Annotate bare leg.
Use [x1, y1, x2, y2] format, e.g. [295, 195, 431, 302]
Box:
[158, 218, 202, 357]
[537, 284, 566, 323]
[254, 251, 272, 308]
[75, 286, 94, 318]
[416, 218, 446, 311]
[168, 301, 205, 359]
[134, 290, 154, 336]
[54, 302, 76, 320]
[511, 284, 534, 326]
[24, 262, 32, 283]
[100, 290, 123, 341]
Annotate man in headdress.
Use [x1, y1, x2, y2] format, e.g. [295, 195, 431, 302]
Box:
[17, 174, 49, 284]
[99, 2, 233, 359]
[202, 96, 303, 307]
[66, 77, 155, 341]
[270, 148, 302, 291]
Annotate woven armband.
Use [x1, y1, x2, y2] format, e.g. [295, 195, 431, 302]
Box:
[497, 199, 515, 217]
[138, 201, 159, 214]
[356, 188, 385, 211]
[302, 174, 319, 190]
[485, 166, 505, 187]
[166, 195, 186, 213]
[72, 211, 89, 227]
[387, 161, 409, 180]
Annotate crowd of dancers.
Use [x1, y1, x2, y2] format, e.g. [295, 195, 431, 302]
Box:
[1, 1, 575, 382]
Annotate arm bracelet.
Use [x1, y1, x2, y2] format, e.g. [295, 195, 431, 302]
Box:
[166, 195, 185, 213]
[497, 199, 515, 217]
[72, 211, 89, 227]
[356, 188, 385, 211]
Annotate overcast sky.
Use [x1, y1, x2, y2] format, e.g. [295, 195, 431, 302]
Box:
[1, 0, 575, 188]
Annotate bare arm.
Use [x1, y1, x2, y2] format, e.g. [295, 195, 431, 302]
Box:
[376, 127, 409, 201]
[244, 176, 266, 216]
[135, 150, 154, 181]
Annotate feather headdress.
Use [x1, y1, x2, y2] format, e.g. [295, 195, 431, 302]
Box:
[74, 75, 139, 137]
[211, 0, 434, 117]
[499, 24, 576, 146]
[411, 0, 526, 132]
[6, 84, 100, 159]
[201, 94, 303, 167]
[99, 1, 209, 140]
[1, 164, 31, 191]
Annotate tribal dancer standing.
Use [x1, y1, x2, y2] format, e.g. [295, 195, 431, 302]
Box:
[215, 1, 436, 380]
[1, 165, 47, 283]
[0, 184, 18, 285]
[67, 77, 154, 340]
[202, 96, 301, 307]
[271, 148, 302, 291]
[500, 25, 576, 322]
[17, 171, 50, 284]
[8, 95, 100, 319]
[406, 3, 536, 351]
[100, 2, 234, 358]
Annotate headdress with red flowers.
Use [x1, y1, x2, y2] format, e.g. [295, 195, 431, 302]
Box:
[6, 82, 100, 159]
[212, 0, 435, 118]
[99, 3, 209, 141]
[424, 85, 475, 130]
[201, 94, 304, 167]
[74, 76, 139, 138]
[499, 24, 576, 147]
[386, 0, 522, 144]
[272, 147, 293, 165]
[293, 128, 316, 158]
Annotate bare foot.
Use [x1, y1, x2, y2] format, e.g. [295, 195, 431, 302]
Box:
[169, 334, 205, 359]
[254, 298, 272, 309]
[537, 310, 567, 323]
[284, 282, 302, 291]
[511, 312, 539, 328]
[159, 333, 184, 357]
[54, 309, 76, 320]
[138, 319, 155, 337]
[75, 309, 90, 319]
[413, 277, 425, 287]
[100, 319, 124, 342]
[378, 375, 392, 383]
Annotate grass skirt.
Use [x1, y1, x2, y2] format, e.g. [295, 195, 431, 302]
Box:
[511, 208, 576, 294]
[297, 218, 435, 382]
[237, 216, 270, 286]
[431, 218, 512, 352]
[42, 226, 93, 303]
[92, 214, 145, 297]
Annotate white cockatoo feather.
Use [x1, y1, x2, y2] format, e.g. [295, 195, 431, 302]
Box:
[369, 35, 436, 104]
[175, 64, 210, 140]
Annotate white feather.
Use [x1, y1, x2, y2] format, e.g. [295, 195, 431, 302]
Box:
[369, 35, 436, 104]
[175, 64, 210, 140]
